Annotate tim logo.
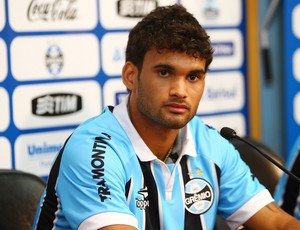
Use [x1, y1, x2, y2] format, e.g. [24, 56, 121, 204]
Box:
[46, 45, 64, 75]
[117, 0, 157, 18]
[32, 93, 82, 116]
[185, 178, 214, 215]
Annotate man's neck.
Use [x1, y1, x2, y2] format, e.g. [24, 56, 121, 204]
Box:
[127, 103, 179, 161]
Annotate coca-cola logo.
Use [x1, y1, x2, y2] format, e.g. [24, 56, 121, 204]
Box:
[27, 0, 78, 22]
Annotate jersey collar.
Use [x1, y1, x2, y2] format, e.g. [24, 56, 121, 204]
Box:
[113, 95, 197, 162]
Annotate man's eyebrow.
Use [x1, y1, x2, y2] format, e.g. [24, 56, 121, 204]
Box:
[190, 69, 206, 75]
[153, 64, 175, 70]
[153, 64, 205, 74]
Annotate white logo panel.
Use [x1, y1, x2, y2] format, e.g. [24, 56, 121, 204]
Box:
[200, 113, 246, 137]
[103, 78, 127, 107]
[0, 38, 8, 82]
[0, 137, 12, 169]
[11, 34, 100, 81]
[199, 71, 245, 114]
[101, 32, 128, 76]
[294, 92, 300, 125]
[13, 81, 101, 129]
[182, 0, 242, 27]
[209, 29, 243, 70]
[293, 48, 300, 82]
[15, 130, 73, 176]
[0, 87, 10, 132]
[292, 4, 300, 39]
[0, 0, 5, 31]
[99, 0, 177, 29]
[8, 0, 97, 32]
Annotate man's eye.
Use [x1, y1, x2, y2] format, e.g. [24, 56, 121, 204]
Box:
[159, 70, 169, 77]
[188, 75, 199, 81]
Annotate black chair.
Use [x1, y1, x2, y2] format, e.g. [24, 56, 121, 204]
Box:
[0, 169, 46, 230]
[214, 137, 284, 230]
[230, 137, 284, 195]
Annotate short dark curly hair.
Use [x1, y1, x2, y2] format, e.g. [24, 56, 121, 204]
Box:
[125, 4, 214, 72]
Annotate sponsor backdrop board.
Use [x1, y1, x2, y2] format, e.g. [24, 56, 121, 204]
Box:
[0, 0, 247, 178]
[284, 1, 300, 158]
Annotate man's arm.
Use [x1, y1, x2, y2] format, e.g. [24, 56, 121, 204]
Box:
[244, 202, 300, 229]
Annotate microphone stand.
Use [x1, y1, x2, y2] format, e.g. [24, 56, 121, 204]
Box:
[235, 136, 300, 184]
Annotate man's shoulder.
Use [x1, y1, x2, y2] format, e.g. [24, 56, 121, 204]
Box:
[188, 116, 232, 161]
[188, 116, 220, 138]
[60, 106, 135, 166]
[67, 107, 130, 150]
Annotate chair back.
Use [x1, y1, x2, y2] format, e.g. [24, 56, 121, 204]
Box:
[0, 169, 46, 230]
[230, 137, 284, 194]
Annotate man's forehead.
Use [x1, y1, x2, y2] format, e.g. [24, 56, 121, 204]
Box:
[146, 49, 203, 61]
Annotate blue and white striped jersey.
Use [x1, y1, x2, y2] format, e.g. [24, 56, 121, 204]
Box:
[33, 98, 273, 230]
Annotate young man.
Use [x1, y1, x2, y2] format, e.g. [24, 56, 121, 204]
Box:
[33, 4, 300, 230]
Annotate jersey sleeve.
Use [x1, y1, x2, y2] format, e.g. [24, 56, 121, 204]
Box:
[189, 117, 274, 228]
[56, 126, 138, 229]
[214, 131, 274, 228]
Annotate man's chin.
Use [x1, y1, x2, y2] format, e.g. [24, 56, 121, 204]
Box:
[161, 118, 190, 129]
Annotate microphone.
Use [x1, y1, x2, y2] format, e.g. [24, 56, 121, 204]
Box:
[220, 127, 300, 184]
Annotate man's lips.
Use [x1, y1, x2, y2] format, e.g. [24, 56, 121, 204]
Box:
[165, 102, 189, 113]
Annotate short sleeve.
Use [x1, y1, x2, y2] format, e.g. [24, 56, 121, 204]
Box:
[56, 129, 138, 229]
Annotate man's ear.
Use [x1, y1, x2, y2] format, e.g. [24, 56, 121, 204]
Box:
[122, 61, 138, 91]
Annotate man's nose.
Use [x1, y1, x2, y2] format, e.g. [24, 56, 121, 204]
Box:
[169, 77, 187, 98]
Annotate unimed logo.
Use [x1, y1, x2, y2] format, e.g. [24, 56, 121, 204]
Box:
[117, 0, 157, 17]
[32, 93, 82, 116]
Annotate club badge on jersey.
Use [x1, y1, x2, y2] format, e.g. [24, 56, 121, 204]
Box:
[185, 178, 214, 214]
